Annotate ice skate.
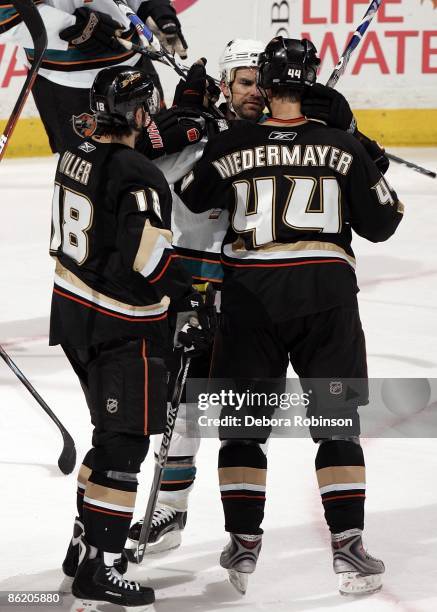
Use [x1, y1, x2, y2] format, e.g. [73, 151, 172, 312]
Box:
[332, 528, 385, 595]
[70, 538, 154, 611]
[128, 504, 187, 554]
[220, 533, 262, 594]
[60, 517, 128, 593]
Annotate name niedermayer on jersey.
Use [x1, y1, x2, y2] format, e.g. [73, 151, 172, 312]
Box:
[212, 144, 354, 179]
[269, 131, 297, 141]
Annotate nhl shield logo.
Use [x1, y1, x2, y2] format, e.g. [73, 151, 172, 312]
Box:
[106, 398, 119, 414]
[72, 113, 97, 138]
[330, 381, 343, 395]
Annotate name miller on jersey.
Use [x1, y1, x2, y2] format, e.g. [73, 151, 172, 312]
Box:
[212, 144, 354, 180]
[59, 151, 93, 186]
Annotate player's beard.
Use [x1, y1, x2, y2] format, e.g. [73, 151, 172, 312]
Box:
[234, 100, 264, 121]
[232, 98, 264, 121]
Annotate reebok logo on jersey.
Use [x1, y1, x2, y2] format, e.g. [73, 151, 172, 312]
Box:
[269, 131, 297, 141]
[78, 141, 96, 154]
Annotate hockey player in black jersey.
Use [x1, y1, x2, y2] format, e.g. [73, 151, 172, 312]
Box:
[176, 37, 404, 596]
[49, 66, 202, 610]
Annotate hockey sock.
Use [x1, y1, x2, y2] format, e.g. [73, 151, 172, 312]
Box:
[76, 452, 94, 520]
[315, 440, 365, 533]
[218, 441, 267, 535]
[158, 455, 196, 511]
[83, 471, 138, 553]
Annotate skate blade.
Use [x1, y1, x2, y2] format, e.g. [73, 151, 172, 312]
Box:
[128, 530, 182, 556]
[143, 530, 182, 555]
[339, 571, 383, 595]
[59, 574, 74, 593]
[70, 598, 154, 612]
[227, 569, 248, 595]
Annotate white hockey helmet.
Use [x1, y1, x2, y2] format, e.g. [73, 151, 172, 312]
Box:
[219, 38, 266, 86]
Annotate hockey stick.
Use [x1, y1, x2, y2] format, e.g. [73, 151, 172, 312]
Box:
[0, 345, 76, 474]
[326, 0, 383, 89]
[0, 0, 47, 161]
[0, 3, 75, 475]
[325, 0, 436, 179]
[125, 350, 191, 564]
[116, 38, 221, 86]
[112, 0, 187, 79]
[384, 153, 436, 179]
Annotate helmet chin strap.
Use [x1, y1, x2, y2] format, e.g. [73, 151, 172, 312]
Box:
[257, 84, 271, 115]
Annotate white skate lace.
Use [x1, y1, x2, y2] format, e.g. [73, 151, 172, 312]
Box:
[151, 505, 177, 526]
[105, 567, 140, 591]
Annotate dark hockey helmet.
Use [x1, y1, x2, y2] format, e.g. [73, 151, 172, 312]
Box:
[90, 66, 161, 132]
[258, 37, 320, 90]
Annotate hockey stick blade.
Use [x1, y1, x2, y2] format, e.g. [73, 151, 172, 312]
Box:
[58, 430, 77, 475]
[0, 0, 47, 160]
[0, 345, 76, 475]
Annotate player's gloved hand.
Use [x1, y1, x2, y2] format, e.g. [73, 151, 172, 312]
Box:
[302, 83, 357, 133]
[138, 0, 188, 59]
[59, 8, 123, 54]
[173, 290, 214, 356]
[173, 59, 208, 108]
[136, 107, 206, 158]
[356, 131, 390, 175]
[176, 314, 211, 355]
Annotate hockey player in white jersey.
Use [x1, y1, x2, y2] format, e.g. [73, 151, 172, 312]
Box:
[0, 0, 188, 152]
[127, 39, 267, 553]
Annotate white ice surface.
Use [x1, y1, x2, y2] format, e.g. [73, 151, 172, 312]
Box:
[0, 150, 437, 612]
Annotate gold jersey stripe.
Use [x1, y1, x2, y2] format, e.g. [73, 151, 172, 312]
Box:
[232, 239, 356, 266]
[55, 260, 169, 314]
[133, 220, 173, 274]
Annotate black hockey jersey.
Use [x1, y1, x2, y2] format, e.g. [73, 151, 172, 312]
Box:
[50, 140, 192, 348]
[176, 118, 404, 324]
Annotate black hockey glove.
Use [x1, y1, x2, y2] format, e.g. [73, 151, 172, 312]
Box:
[138, 0, 188, 59]
[173, 58, 221, 107]
[173, 59, 208, 108]
[136, 107, 206, 158]
[173, 290, 215, 356]
[302, 83, 357, 133]
[356, 131, 390, 175]
[59, 8, 123, 55]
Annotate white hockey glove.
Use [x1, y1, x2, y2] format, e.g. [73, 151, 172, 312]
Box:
[138, 0, 188, 59]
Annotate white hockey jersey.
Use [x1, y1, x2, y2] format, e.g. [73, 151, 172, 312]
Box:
[0, 0, 148, 87]
[154, 139, 228, 285]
